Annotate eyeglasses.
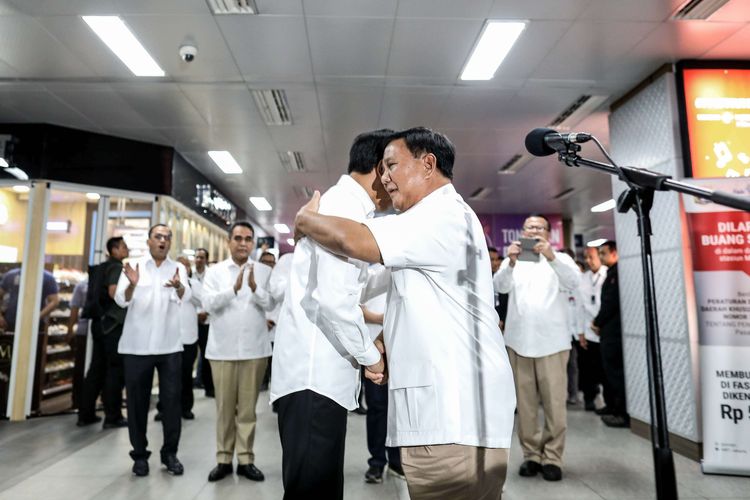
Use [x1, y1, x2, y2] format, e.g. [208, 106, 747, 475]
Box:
[523, 225, 548, 232]
[152, 233, 172, 242]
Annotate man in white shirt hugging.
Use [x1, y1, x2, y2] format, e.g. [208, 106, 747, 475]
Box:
[114, 223, 191, 477]
[202, 222, 275, 483]
[494, 215, 580, 481]
[270, 129, 392, 500]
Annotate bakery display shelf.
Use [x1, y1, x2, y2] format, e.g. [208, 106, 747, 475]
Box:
[44, 362, 74, 374]
[46, 345, 72, 355]
[42, 382, 73, 397]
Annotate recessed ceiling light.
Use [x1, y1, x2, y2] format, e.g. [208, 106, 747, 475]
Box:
[591, 199, 616, 212]
[86, 192, 101, 201]
[274, 223, 290, 234]
[249, 197, 272, 211]
[286, 238, 295, 246]
[12, 185, 29, 193]
[587, 238, 607, 247]
[460, 20, 526, 81]
[208, 150, 243, 174]
[82, 16, 165, 77]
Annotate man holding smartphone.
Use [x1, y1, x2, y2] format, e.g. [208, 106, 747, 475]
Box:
[494, 215, 580, 482]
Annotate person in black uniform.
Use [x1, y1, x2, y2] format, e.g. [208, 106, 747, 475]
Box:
[592, 240, 629, 428]
[489, 247, 509, 330]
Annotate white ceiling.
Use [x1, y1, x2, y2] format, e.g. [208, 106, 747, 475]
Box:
[1, 0, 749, 244]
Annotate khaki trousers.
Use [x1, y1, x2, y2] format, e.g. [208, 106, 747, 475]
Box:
[401, 444, 509, 500]
[210, 358, 268, 464]
[507, 348, 569, 467]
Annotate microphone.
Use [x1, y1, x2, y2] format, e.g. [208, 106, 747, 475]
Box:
[525, 128, 592, 157]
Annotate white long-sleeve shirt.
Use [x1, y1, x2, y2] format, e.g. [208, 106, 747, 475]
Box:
[577, 266, 608, 343]
[494, 251, 581, 358]
[270, 175, 381, 411]
[115, 255, 191, 355]
[202, 259, 275, 361]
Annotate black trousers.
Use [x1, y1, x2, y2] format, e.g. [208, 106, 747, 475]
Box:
[197, 324, 214, 396]
[576, 340, 607, 404]
[363, 375, 400, 469]
[123, 352, 182, 461]
[79, 329, 124, 423]
[600, 338, 627, 416]
[277, 390, 347, 500]
[181, 341, 198, 412]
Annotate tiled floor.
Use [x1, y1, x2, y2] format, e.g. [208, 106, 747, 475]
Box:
[0, 391, 748, 500]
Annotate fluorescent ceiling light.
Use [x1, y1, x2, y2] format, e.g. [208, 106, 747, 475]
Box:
[460, 20, 526, 81]
[12, 185, 29, 193]
[47, 220, 71, 232]
[208, 150, 243, 174]
[286, 238, 295, 246]
[86, 192, 101, 201]
[274, 223, 290, 234]
[591, 199, 616, 212]
[249, 197, 272, 211]
[82, 16, 165, 77]
[587, 238, 607, 248]
[0, 157, 7, 167]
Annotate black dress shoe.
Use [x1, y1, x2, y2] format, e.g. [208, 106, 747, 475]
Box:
[132, 459, 149, 477]
[364, 465, 383, 484]
[519, 460, 542, 477]
[161, 455, 184, 475]
[542, 464, 563, 481]
[602, 414, 630, 428]
[76, 416, 102, 427]
[208, 463, 233, 482]
[584, 401, 596, 411]
[102, 418, 128, 429]
[154, 412, 163, 422]
[182, 410, 195, 420]
[236, 463, 264, 481]
[205, 390, 215, 398]
[595, 406, 614, 415]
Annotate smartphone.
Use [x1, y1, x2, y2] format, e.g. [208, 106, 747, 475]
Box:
[257, 236, 275, 249]
[518, 237, 539, 262]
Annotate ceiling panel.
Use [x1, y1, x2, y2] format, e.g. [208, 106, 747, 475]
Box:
[578, 0, 685, 22]
[701, 24, 750, 59]
[397, 0, 493, 19]
[179, 83, 266, 127]
[266, 126, 328, 172]
[307, 17, 392, 76]
[112, 83, 208, 128]
[274, 86, 322, 128]
[487, 0, 589, 21]
[378, 86, 451, 129]
[47, 83, 153, 129]
[303, 0, 397, 18]
[103, 127, 170, 146]
[491, 21, 572, 82]
[5, 0, 209, 16]
[217, 15, 312, 81]
[256, 0, 303, 16]
[0, 89, 97, 129]
[387, 18, 483, 78]
[707, 0, 750, 22]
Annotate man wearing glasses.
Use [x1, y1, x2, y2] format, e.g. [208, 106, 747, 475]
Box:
[494, 215, 580, 482]
[115, 223, 191, 477]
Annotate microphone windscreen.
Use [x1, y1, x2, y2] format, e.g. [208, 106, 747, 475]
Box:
[525, 128, 557, 157]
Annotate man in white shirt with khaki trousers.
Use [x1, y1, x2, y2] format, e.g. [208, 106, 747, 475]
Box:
[495, 215, 581, 481]
[202, 221, 275, 482]
[294, 127, 516, 500]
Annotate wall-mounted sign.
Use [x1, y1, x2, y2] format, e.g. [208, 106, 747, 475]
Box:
[195, 184, 237, 225]
[677, 61, 750, 179]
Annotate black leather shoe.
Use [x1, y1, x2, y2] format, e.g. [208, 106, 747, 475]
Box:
[154, 412, 163, 422]
[595, 406, 614, 415]
[519, 460, 542, 477]
[364, 465, 383, 484]
[132, 459, 149, 477]
[542, 464, 563, 481]
[76, 416, 102, 427]
[208, 463, 233, 482]
[236, 463, 264, 481]
[602, 414, 630, 428]
[584, 401, 596, 411]
[182, 411, 195, 420]
[161, 455, 184, 475]
[102, 418, 128, 429]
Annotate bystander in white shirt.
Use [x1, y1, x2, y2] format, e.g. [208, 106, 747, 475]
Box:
[179, 273, 201, 346]
[270, 175, 382, 411]
[494, 250, 581, 358]
[266, 253, 293, 343]
[115, 255, 191, 355]
[363, 183, 516, 448]
[201, 260, 274, 360]
[578, 265, 608, 343]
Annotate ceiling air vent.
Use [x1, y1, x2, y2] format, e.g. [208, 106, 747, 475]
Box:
[294, 186, 315, 199]
[206, 0, 258, 14]
[498, 153, 531, 175]
[469, 187, 493, 200]
[671, 0, 729, 20]
[552, 187, 576, 200]
[251, 89, 293, 126]
[278, 151, 306, 172]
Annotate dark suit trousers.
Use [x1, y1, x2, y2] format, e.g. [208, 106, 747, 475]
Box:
[181, 341, 198, 412]
[79, 328, 124, 423]
[600, 337, 627, 416]
[576, 340, 607, 404]
[364, 375, 400, 469]
[123, 352, 182, 460]
[197, 324, 214, 395]
[277, 390, 347, 500]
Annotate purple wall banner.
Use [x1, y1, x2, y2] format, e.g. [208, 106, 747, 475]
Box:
[477, 214, 564, 254]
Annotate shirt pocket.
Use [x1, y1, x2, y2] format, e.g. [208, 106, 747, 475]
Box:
[389, 361, 438, 432]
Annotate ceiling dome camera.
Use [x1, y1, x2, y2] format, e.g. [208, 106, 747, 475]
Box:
[179, 44, 197, 62]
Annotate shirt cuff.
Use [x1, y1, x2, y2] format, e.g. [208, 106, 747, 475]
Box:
[359, 342, 382, 367]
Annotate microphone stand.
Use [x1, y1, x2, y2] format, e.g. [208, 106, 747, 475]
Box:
[557, 142, 750, 500]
